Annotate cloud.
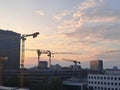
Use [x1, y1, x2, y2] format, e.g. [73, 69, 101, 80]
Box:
[54, 10, 69, 21]
[78, 0, 96, 11]
[55, 0, 120, 59]
[35, 10, 45, 16]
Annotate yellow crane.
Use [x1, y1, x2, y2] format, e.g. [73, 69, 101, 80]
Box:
[26, 49, 49, 68]
[26, 49, 82, 68]
[20, 32, 39, 87]
[62, 59, 80, 76]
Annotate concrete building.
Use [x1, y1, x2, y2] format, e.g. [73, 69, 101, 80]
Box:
[63, 77, 87, 90]
[69, 65, 81, 70]
[90, 60, 103, 70]
[0, 86, 30, 90]
[105, 69, 120, 75]
[0, 29, 20, 70]
[38, 61, 48, 69]
[51, 64, 61, 70]
[88, 73, 120, 90]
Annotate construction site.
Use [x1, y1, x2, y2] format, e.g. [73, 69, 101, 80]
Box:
[0, 30, 88, 90]
[0, 30, 119, 90]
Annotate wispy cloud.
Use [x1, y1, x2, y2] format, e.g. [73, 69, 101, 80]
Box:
[55, 0, 120, 59]
[54, 10, 69, 21]
[35, 10, 45, 16]
[78, 0, 96, 11]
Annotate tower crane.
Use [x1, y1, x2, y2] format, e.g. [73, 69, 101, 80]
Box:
[20, 32, 39, 87]
[47, 50, 52, 68]
[21, 32, 39, 68]
[26, 49, 54, 68]
[45, 51, 82, 68]
[25, 49, 82, 68]
[62, 59, 80, 76]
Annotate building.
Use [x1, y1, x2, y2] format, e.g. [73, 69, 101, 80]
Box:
[88, 73, 120, 90]
[51, 64, 61, 70]
[69, 65, 81, 70]
[0, 56, 8, 85]
[90, 60, 103, 70]
[0, 86, 30, 90]
[0, 29, 20, 70]
[63, 77, 87, 90]
[105, 69, 120, 75]
[38, 61, 48, 69]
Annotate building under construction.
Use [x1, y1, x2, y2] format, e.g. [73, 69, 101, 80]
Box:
[0, 29, 20, 70]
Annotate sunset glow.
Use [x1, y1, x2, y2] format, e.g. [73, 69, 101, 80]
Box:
[0, 0, 120, 68]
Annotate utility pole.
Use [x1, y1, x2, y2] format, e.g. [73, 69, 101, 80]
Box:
[20, 32, 39, 87]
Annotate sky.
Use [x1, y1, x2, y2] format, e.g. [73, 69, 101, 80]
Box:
[0, 0, 120, 69]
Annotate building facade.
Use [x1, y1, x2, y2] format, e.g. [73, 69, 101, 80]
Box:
[0, 29, 20, 70]
[63, 77, 87, 90]
[38, 61, 48, 69]
[88, 74, 120, 90]
[90, 60, 103, 70]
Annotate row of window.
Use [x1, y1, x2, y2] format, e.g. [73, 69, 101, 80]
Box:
[89, 86, 120, 90]
[88, 76, 120, 80]
[88, 81, 120, 86]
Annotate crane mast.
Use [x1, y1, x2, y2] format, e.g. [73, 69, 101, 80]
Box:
[20, 32, 39, 87]
[62, 59, 80, 77]
[47, 50, 52, 68]
[25, 49, 81, 69]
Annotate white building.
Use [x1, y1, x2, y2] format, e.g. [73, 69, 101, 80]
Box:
[0, 86, 30, 90]
[105, 69, 120, 75]
[88, 74, 120, 90]
[63, 77, 87, 90]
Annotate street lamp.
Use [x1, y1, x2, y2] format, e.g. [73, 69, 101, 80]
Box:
[20, 32, 39, 87]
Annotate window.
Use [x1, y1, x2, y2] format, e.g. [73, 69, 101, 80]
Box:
[108, 82, 110, 85]
[115, 83, 117, 86]
[104, 82, 106, 85]
[92, 81, 93, 84]
[111, 82, 113, 85]
[115, 77, 117, 80]
[112, 88, 114, 90]
[95, 87, 97, 89]
[101, 77, 103, 79]
[104, 87, 107, 90]
[119, 77, 120, 80]
[104, 77, 106, 80]
[95, 81, 96, 84]
[111, 77, 113, 80]
[107, 77, 110, 79]
[98, 82, 100, 84]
